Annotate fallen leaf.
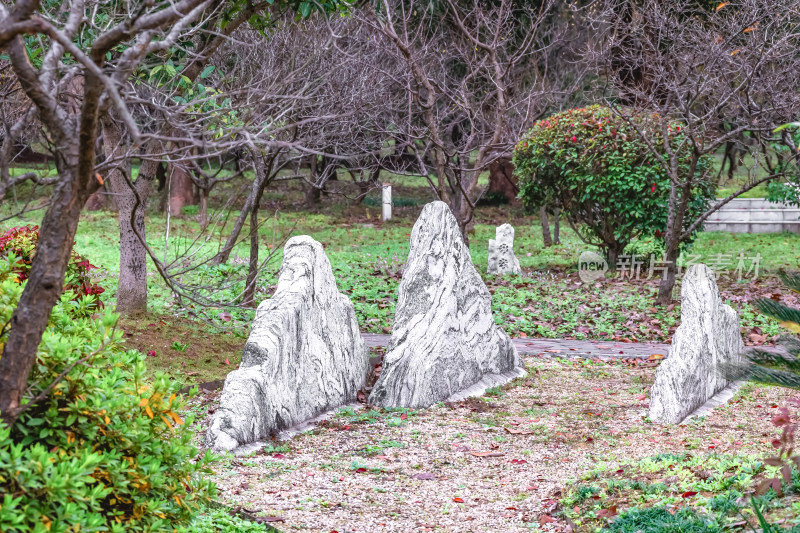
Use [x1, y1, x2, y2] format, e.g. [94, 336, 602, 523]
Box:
[539, 515, 556, 525]
[453, 497, 464, 503]
[505, 427, 533, 435]
[510, 459, 527, 464]
[413, 473, 435, 480]
[469, 451, 505, 458]
[681, 491, 698, 498]
[218, 312, 232, 322]
[355, 467, 368, 473]
[597, 506, 618, 518]
[716, 2, 729, 10]
[224, 358, 230, 365]
[648, 353, 665, 360]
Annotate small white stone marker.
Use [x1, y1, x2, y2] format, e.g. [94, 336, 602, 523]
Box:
[382, 183, 392, 221]
[487, 223, 522, 275]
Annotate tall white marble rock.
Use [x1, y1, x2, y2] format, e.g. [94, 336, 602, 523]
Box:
[369, 202, 524, 409]
[487, 223, 522, 275]
[648, 264, 745, 424]
[206, 236, 368, 452]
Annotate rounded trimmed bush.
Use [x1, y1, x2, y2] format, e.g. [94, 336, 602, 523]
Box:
[513, 105, 715, 265]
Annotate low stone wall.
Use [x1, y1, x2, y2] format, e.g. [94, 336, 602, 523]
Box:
[704, 198, 800, 233]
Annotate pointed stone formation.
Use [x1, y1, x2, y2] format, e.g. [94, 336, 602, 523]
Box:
[369, 202, 524, 409]
[649, 264, 745, 424]
[487, 223, 522, 275]
[206, 236, 368, 452]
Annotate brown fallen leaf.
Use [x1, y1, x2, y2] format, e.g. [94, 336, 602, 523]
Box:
[539, 514, 556, 525]
[648, 353, 665, 360]
[469, 451, 505, 458]
[505, 427, 533, 435]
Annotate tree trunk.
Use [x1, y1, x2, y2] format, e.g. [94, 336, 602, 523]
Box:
[304, 155, 321, 207]
[241, 156, 272, 306]
[168, 162, 195, 215]
[305, 182, 321, 206]
[0, 159, 97, 424]
[656, 237, 680, 305]
[84, 187, 107, 211]
[242, 206, 260, 307]
[607, 245, 623, 273]
[487, 157, 518, 203]
[553, 208, 561, 245]
[104, 121, 156, 316]
[540, 205, 552, 247]
[656, 181, 691, 305]
[199, 188, 209, 228]
[212, 193, 253, 266]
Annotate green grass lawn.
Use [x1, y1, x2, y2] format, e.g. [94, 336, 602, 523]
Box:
[7, 205, 798, 339]
[3, 176, 800, 385]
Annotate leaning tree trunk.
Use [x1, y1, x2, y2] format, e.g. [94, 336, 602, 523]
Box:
[212, 194, 252, 266]
[0, 158, 99, 424]
[241, 159, 273, 306]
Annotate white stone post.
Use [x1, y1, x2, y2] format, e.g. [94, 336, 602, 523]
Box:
[382, 183, 392, 221]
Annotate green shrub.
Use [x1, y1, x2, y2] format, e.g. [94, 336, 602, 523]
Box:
[0, 225, 105, 310]
[0, 255, 217, 532]
[513, 105, 715, 264]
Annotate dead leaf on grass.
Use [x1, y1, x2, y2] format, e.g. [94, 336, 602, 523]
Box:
[539, 514, 556, 525]
[596, 506, 618, 519]
[469, 451, 505, 458]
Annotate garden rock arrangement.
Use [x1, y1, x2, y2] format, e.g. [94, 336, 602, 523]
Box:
[369, 201, 524, 409]
[648, 264, 745, 424]
[206, 236, 368, 452]
[487, 223, 522, 275]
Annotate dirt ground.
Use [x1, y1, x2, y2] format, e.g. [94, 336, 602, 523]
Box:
[185, 354, 795, 532]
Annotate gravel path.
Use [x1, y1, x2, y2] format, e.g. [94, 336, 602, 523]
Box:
[192, 353, 792, 533]
[363, 334, 671, 359]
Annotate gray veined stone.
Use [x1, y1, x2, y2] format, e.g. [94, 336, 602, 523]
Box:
[487, 223, 522, 275]
[369, 201, 525, 409]
[648, 263, 745, 424]
[206, 236, 368, 452]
